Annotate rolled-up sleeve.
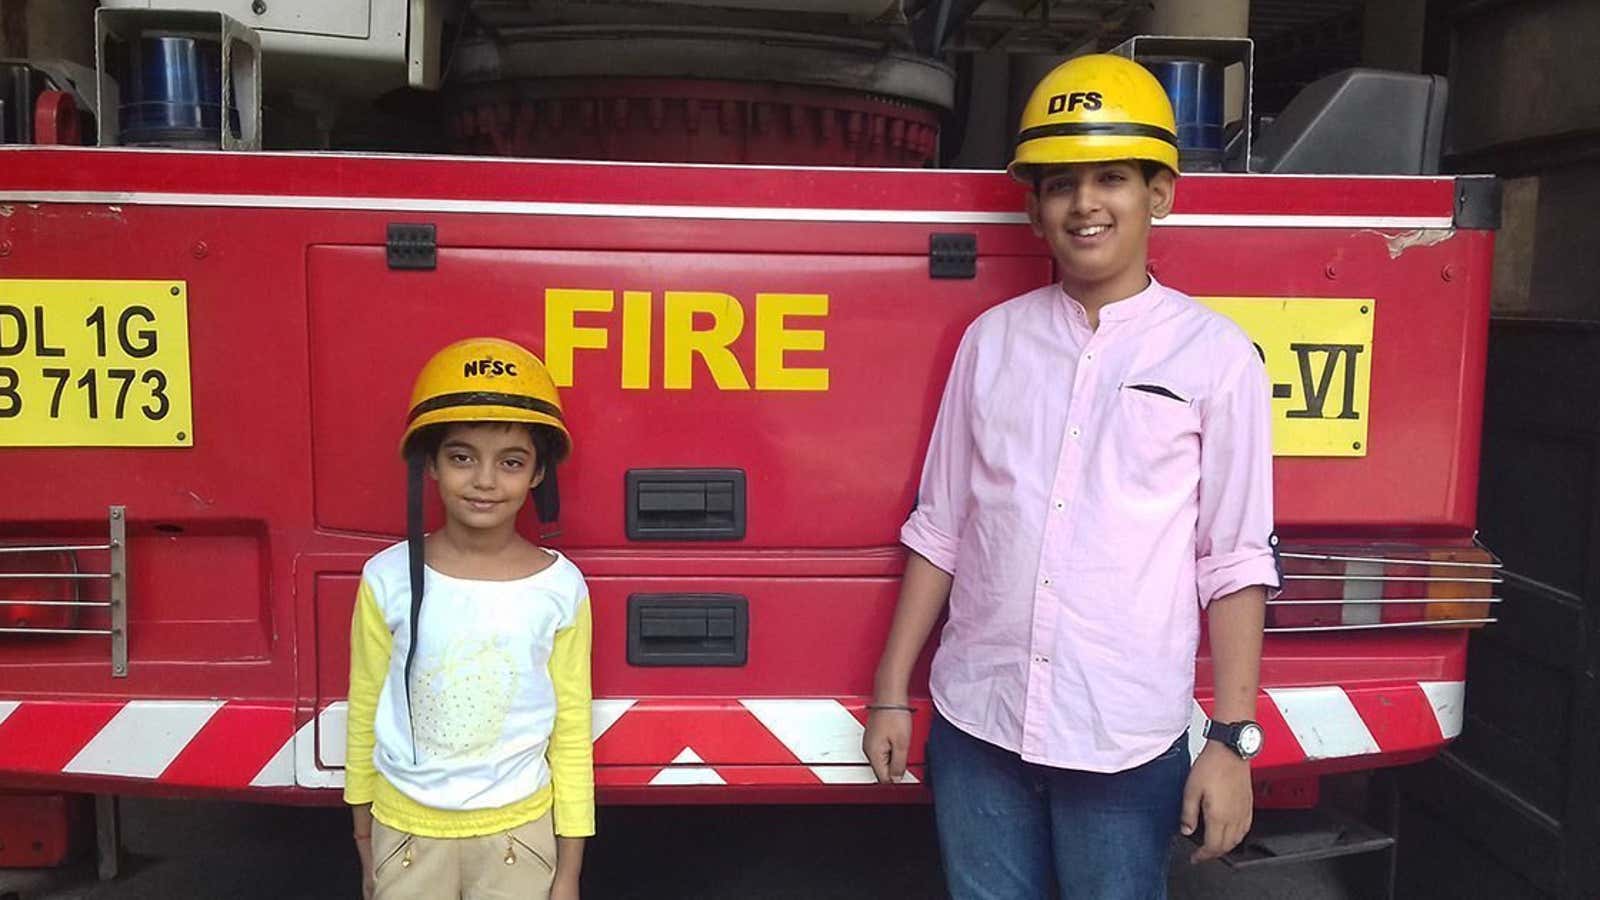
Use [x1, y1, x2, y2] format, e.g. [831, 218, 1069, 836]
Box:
[900, 331, 977, 575]
[1195, 338, 1281, 606]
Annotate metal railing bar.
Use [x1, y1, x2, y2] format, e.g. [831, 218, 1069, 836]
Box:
[0, 627, 113, 636]
[1266, 618, 1498, 633]
[0, 572, 113, 580]
[1268, 597, 1501, 606]
[1283, 575, 1501, 583]
[1279, 552, 1502, 569]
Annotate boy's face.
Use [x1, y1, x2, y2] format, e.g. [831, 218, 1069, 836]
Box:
[1026, 161, 1175, 301]
[426, 423, 543, 532]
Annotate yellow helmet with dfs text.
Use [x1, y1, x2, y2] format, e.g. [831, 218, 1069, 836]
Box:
[1008, 53, 1180, 181]
[399, 336, 571, 461]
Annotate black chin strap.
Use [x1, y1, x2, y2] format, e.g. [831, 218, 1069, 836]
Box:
[533, 465, 560, 523]
[404, 451, 426, 765]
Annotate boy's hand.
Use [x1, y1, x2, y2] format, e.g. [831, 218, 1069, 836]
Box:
[1180, 744, 1254, 863]
[862, 708, 913, 783]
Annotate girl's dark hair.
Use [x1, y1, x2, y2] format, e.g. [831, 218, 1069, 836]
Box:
[412, 421, 566, 472]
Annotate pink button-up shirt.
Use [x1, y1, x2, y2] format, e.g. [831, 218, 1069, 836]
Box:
[901, 277, 1279, 773]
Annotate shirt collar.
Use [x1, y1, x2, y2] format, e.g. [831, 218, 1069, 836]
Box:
[1059, 275, 1167, 325]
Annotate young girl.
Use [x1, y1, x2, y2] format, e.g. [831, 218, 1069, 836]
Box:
[345, 337, 593, 900]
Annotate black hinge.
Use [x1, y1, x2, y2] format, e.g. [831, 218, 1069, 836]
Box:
[387, 223, 437, 270]
[1453, 176, 1501, 230]
[930, 232, 977, 279]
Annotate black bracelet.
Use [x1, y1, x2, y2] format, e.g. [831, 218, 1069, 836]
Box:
[866, 703, 916, 714]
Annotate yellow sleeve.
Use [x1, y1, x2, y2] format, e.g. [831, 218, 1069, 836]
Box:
[344, 579, 392, 806]
[547, 595, 595, 837]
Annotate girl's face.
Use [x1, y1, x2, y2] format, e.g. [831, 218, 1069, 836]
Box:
[427, 423, 542, 532]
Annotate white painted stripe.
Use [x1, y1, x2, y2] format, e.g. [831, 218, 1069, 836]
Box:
[294, 713, 343, 789]
[1419, 681, 1466, 739]
[1265, 687, 1382, 759]
[1187, 701, 1210, 762]
[740, 699, 869, 765]
[0, 190, 1452, 230]
[0, 701, 17, 728]
[592, 699, 636, 742]
[810, 765, 919, 785]
[63, 700, 224, 778]
[1164, 214, 1450, 229]
[0, 190, 1024, 224]
[250, 736, 297, 788]
[317, 702, 349, 768]
[650, 747, 726, 786]
[1341, 560, 1385, 626]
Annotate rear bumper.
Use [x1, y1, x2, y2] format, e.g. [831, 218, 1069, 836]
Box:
[0, 638, 1466, 802]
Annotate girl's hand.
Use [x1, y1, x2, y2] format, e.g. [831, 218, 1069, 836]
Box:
[550, 877, 580, 900]
[354, 835, 375, 900]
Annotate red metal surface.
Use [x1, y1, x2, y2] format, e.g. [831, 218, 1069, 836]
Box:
[1254, 777, 1319, 810]
[0, 148, 1492, 801]
[449, 79, 941, 167]
[0, 792, 84, 867]
[0, 148, 1457, 220]
[31, 91, 81, 146]
[0, 548, 80, 630]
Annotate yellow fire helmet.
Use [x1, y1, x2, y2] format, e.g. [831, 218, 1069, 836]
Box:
[399, 336, 571, 463]
[1008, 53, 1180, 181]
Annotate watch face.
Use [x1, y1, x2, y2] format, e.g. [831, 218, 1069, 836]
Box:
[1237, 723, 1264, 757]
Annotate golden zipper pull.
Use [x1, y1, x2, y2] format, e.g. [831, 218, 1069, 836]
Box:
[401, 845, 413, 869]
[504, 835, 516, 866]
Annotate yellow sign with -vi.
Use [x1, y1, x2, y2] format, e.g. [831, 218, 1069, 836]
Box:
[1199, 297, 1374, 458]
[0, 280, 193, 447]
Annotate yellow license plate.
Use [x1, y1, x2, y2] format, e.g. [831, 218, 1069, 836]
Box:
[0, 280, 193, 447]
[1199, 297, 1374, 458]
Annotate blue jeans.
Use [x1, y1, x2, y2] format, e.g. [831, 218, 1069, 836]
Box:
[927, 712, 1188, 900]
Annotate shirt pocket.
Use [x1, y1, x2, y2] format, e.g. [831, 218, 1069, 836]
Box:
[1111, 382, 1201, 481]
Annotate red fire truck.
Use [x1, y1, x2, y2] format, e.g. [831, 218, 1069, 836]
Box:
[0, 2, 1498, 875]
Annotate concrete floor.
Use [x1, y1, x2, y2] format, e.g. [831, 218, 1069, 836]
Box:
[3, 798, 1363, 899]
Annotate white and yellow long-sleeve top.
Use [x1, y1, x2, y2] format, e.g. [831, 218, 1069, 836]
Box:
[343, 541, 594, 839]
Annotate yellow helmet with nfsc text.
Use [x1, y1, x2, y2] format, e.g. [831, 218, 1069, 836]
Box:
[398, 336, 571, 462]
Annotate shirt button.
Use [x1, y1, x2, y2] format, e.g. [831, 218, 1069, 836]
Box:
[1084, 352, 1095, 361]
[1041, 576, 1051, 586]
[1053, 500, 1065, 510]
[1069, 426, 1081, 438]
[1034, 655, 1050, 665]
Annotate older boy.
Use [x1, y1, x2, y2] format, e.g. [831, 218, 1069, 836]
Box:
[863, 54, 1279, 899]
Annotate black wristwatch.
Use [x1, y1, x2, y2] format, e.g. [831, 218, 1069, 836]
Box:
[1204, 719, 1264, 760]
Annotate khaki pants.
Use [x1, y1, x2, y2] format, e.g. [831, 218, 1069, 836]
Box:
[372, 815, 557, 900]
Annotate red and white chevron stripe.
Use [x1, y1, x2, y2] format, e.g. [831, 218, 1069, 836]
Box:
[0, 681, 1462, 791]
